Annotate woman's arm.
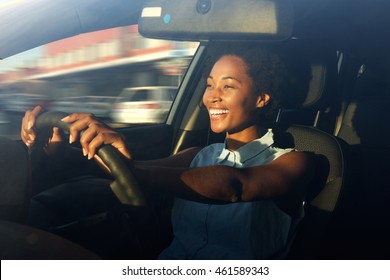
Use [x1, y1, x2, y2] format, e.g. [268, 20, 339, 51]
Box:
[133, 151, 314, 214]
[135, 151, 313, 202]
[61, 112, 314, 213]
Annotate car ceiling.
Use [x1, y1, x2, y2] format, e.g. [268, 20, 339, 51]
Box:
[0, 0, 147, 59]
[292, 0, 390, 57]
[1, 0, 389, 61]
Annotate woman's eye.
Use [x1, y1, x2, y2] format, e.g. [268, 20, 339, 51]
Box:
[224, 85, 234, 89]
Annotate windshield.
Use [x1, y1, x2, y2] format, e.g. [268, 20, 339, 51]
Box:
[0, 24, 198, 138]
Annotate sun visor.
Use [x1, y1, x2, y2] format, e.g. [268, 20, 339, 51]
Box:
[139, 0, 294, 41]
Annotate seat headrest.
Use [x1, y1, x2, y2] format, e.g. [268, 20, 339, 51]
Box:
[337, 63, 390, 147]
[340, 97, 390, 147]
[303, 62, 328, 108]
[281, 43, 338, 110]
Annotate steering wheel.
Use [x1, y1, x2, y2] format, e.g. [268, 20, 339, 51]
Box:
[35, 111, 147, 206]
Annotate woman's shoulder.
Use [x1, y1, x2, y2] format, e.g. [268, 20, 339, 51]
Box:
[190, 142, 225, 167]
[201, 142, 225, 152]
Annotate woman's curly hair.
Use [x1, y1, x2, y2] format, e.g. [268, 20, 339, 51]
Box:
[204, 42, 311, 122]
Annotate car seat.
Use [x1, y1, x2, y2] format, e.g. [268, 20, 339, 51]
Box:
[271, 44, 352, 259]
[334, 63, 390, 258]
[337, 64, 390, 146]
[275, 42, 339, 134]
[274, 124, 350, 259]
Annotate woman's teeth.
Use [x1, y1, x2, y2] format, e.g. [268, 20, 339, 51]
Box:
[210, 109, 229, 115]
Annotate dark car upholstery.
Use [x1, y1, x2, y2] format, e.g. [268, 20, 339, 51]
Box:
[0, 138, 30, 223]
[335, 63, 390, 258]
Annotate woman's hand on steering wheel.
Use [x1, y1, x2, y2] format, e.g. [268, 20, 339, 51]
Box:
[21, 106, 63, 149]
[61, 113, 131, 173]
[29, 109, 146, 205]
[62, 113, 131, 161]
[21, 106, 131, 171]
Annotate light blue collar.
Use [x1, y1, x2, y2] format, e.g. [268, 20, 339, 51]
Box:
[217, 129, 275, 164]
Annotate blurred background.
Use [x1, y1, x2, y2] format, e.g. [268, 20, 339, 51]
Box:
[0, 25, 198, 139]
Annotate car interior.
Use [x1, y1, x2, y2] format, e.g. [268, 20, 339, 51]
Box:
[0, 0, 389, 260]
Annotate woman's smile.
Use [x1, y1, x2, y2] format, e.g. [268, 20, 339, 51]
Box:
[209, 108, 230, 120]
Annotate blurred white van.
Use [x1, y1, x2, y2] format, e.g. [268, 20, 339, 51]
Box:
[110, 86, 177, 124]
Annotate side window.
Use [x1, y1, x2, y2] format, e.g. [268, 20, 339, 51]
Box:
[0, 25, 198, 138]
[168, 89, 178, 101]
[131, 90, 148, 102]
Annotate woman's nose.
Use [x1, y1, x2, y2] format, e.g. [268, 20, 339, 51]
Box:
[210, 87, 222, 103]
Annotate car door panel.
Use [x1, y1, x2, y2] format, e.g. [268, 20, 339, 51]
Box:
[119, 124, 174, 160]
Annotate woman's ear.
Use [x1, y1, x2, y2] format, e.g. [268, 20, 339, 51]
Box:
[256, 93, 271, 108]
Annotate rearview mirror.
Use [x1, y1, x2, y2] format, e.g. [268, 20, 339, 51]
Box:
[139, 0, 294, 41]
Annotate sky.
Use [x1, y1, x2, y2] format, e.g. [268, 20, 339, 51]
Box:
[0, 0, 24, 8]
[0, 48, 42, 73]
[0, 0, 41, 73]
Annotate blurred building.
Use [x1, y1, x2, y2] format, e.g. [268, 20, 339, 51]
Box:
[0, 25, 198, 98]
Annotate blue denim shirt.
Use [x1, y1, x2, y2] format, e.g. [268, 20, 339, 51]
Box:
[159, 129, 299, 259]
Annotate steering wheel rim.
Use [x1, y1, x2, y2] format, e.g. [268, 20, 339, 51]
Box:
[35, 111, 147, 206]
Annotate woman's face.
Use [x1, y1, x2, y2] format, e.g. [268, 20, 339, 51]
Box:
[203, 55, 268, 136]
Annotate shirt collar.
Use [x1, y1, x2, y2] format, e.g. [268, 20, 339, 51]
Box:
[217, 129, 275, 164]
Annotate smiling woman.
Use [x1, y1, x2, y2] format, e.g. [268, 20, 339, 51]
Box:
[19, 41, 314, 260]
[155, 43, 313, 259]
[1, 0, 390, 265]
